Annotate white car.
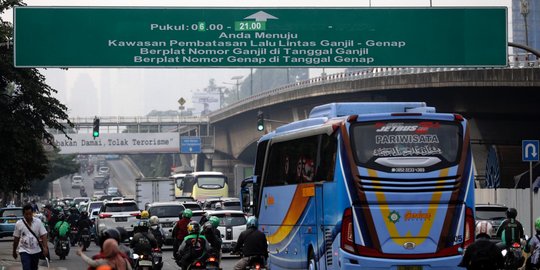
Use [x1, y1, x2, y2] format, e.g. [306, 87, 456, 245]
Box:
[205, 210, 247, 253]
[71, 175, 83, 188]
[95, 200, 140, 236]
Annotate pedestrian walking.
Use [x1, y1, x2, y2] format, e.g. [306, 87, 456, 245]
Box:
[12, 203, 49, 270]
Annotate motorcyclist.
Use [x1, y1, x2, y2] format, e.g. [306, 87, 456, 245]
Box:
[80, 186, 88, 197]
[232, 217, 268, 270]
[172, 209, 192, 259]
[53, 213, 71, 241]
[77, 211, 93, 250]
[458, 221, 504, 270]
[53, 213, 71, 257]
[149, 215, 165, 248]
[176, 221, 211, 270]
[525, 217, 540, 270]
[48, 206, 62, 237]
[130, 220, 158, 258]
[202, 216, 222, 258]
[67, 203, 81, 246]
[496, 208, 525, 248]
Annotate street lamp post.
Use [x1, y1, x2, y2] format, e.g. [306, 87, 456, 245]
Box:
[521, 0, 530, 46]
[223, 75, 244, 102]
[231, 75, 243, 100]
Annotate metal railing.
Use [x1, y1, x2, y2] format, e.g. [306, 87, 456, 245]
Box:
[216, 53, 539, 113]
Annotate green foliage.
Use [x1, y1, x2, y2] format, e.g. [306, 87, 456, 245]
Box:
[30, 151, 78, 196]
[1, 0, 73, 194]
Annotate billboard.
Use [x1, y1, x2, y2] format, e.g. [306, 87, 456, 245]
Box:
[53, 132, 180, 154]
[192, 92, 221, 115]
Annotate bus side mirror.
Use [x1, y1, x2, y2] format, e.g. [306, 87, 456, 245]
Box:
[241, 176, 257, 214]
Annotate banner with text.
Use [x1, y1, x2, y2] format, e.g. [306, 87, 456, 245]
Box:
[14, 7, 507, 67]
[54, 133, 180, 154]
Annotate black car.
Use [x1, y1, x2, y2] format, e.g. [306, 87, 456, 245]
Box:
[475, 204, 508, 238]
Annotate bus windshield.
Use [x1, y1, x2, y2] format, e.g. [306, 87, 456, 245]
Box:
[351, 120, 462, 171]
[197, 176, 226, 189]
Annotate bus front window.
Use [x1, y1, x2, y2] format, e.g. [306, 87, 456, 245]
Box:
[351, 120, 462, 172]
[197, 176, 225, 189]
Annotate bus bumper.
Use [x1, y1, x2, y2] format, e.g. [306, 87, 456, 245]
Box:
[339, 249, 466, 270]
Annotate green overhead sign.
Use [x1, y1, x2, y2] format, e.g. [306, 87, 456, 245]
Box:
[14, 7, 507, 67]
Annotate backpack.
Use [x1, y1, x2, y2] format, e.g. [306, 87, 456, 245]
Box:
[469, 240, 496, 270]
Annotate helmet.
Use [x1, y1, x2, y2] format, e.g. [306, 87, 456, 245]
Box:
[214, 202, 222, 210]
[475, 221, 493, 238]
[182, 209, 193, 218]
[57, 213, 65, 221]
[81, 211, 88, 218]
[149, 216, 159, 226]
[187, 221, 200, 234]
[506, 208, 517, 219]
[137, 220, 150, 230]
[140, 210, 150, 219]
[246, 216, 258, 229]
[535, 217, 540, 231]
[209, 216, 220, 228]
[203, 221, 213, 232]
[100, 228, 121, 247]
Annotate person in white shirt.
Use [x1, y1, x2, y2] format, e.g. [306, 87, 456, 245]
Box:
[12, 204, 49, 270]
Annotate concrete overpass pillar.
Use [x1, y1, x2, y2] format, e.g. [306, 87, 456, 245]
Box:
[468, 118, 489, 187]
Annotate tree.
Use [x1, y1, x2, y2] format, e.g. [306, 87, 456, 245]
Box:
[0, 0, 73, 197]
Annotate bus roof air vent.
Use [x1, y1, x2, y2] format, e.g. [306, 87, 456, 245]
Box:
[309, 102, 429, 118]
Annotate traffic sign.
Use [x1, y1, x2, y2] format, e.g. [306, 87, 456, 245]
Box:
[14, 7, 507, 67]
[181, 136, 201, 153]
[522, 140, 539, 162]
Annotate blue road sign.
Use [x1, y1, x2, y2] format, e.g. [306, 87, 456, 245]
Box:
[522, 140, 539, 162]
[181, 137, 201, 154]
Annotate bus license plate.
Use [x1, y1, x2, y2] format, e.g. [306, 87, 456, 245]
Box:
[397, 266, 422, 270]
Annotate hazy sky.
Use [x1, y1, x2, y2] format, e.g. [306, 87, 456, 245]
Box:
[3, 0, 511, 117]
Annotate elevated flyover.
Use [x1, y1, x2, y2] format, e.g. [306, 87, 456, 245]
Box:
[208, 65, 540, 185]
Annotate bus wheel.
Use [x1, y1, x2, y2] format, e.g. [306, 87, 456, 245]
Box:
[308, 250, 317, 270]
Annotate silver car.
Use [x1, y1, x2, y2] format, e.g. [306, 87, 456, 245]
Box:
[96, 200, 140, 236]
[146, 202, 186, 245]
[205, 210, 247, 253]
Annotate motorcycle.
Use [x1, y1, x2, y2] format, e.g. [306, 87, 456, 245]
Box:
[231, 251, 267, 270]
[501, 241, 525, 270]
[54, 236, 70, 260]
[245, 255, 267, 270]
[87, 165, 94, 175]
[205, 254, 220, 270]
[132, 252, 154, 270]
[152, 247, 163, 270]
[187, 259, 207, 270]
[78, 228, 91, 251]
[70, 226, 79, 246]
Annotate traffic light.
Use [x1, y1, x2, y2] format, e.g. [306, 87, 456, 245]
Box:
[92, 117, 100, 138]
[257, 111, 264, 131]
